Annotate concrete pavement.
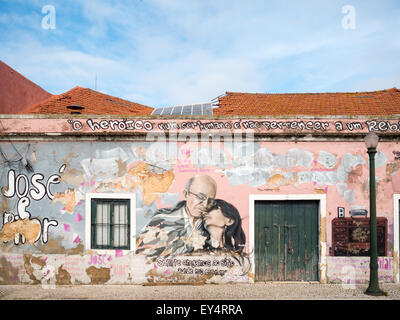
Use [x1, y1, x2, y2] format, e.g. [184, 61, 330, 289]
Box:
[1, 282, 400, 300]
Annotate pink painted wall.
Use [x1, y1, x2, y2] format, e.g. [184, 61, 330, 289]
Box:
[148, 139, 399, 255]
[1, 117, 400, 284]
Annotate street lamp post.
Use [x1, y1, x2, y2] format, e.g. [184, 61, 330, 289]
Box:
[364, 132, 384, 296]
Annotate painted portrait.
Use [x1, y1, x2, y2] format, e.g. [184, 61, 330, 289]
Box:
[136, 174, 246, 259]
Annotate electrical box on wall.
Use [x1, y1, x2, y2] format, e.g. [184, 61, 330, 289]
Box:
[338, 207, 345, 218]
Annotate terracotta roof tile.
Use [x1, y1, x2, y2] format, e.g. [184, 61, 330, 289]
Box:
[20, 86, 153, 115]
[214, 88, 400, 116]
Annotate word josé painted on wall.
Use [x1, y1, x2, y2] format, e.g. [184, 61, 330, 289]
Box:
[0, 165, 64, 245]
[65, 118, 400, 133]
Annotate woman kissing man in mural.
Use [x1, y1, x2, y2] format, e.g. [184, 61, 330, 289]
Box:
[203, 199, 246, 254]
[203, 199, 251, 276]
[136, 174, 247, 261]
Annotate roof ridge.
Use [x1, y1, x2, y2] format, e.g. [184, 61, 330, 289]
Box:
[225, 88, 400, 96]
[19, 86, 154, 114]
[83, 87, 152, 108]
[216, 87, 400, 116]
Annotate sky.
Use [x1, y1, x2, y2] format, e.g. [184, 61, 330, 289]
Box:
[0, 0, 399, 108]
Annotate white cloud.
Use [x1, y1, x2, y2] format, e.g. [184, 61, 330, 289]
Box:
[0, 0, 399, 107]
[0, 38, 121, 93]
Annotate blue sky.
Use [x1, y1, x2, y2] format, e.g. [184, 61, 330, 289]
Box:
[0, 0, 399, 108]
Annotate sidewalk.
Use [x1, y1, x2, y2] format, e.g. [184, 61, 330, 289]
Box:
[1, 282, 400, 300]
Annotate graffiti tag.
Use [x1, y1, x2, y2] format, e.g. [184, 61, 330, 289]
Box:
[67, 118, 400, 133]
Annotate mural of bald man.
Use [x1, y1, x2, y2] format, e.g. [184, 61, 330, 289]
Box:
[136, 174, 217, 259]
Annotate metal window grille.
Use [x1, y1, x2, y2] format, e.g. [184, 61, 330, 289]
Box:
[91, 199, 130, 250]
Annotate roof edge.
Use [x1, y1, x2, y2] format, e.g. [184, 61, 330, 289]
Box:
[223, 87, 400, 96]
[2, 113, 400, 120]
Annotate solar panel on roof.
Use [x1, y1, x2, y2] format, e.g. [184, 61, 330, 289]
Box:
[192, 104, 202, 115]
[152, 108, 163, 115]
[203, 103, 213, 115]
[161, 107, 173, 115]
[181, 105, 193, 115]
[152, 102, 213, 116]
[171, 106, 183, 115]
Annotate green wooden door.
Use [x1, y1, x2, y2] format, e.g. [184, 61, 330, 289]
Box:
[255, 200, 319, 281]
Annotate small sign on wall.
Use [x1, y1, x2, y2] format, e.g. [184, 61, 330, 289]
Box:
[350, 209, 368, 217]
[338, 207, 345, 218]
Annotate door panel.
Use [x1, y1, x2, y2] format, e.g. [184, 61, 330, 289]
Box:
[255, 200, 319, 281]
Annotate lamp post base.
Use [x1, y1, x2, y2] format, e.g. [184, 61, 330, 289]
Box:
[365, 287, 384, 296]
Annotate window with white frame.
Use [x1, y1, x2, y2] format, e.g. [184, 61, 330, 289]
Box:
[86, 193, 135, 251]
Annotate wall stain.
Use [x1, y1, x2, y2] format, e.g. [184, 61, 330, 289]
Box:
[55, 265, 72, 285]
[319, 262, 328, 284]
[36, 237, 84, 255]
[23, 254, 44, 284]
[128, 162, 175, 205]
[0, 218, 41, 244]
[0, 241, 14, 252]
[0, 194, 10, 214]
[86, 266, 111, 284]
[394, 250, 399, 283]
[320, 216, 326, 243]
[0, 256, 20, 284]
[115, 158, 127, 177]
[247, 272, 255, 282]
[31, 255, 46, 268]
[52, 189, 83, 214]
[267, 174, 284, 187]
[386, 162, 400, 176]
[62, 149, 78, 167]
[60, 168, 84, 187]
[347, 164, 363, 183]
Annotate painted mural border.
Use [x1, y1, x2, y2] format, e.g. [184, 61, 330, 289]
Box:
[84, 192, 136, 255]
[248, 194, 327, 283]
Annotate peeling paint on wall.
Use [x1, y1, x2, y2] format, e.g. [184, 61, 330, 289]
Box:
[23, 254, 45, 284]
[0, 139, 398, 285]
[86, 266, 111, 284]
[387, 162, 400, 176]
[130, 162, 175, 205]
[55, 265, 72, 285]
[0, 256, 20, 284]
[60, 168, 85, 187]
[0, 218, 41, 244]
[317, 151, 338, 169]
[36, 237, 84, 255]
[53, 188, 84, 214]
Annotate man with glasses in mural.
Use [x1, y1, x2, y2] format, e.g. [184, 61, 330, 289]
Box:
[136, 174, 217, 259]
